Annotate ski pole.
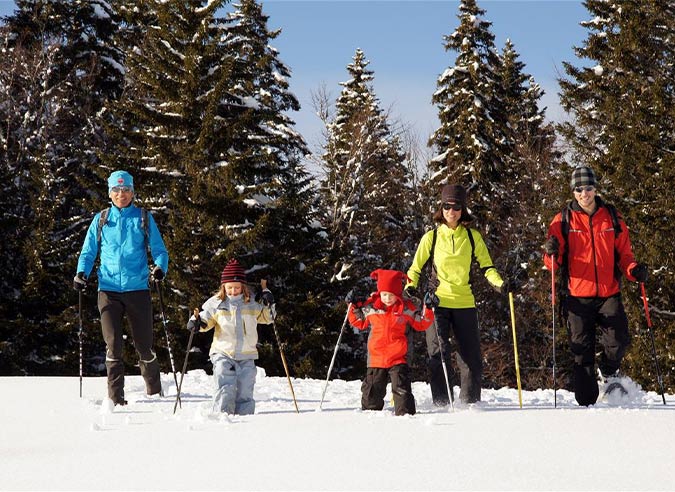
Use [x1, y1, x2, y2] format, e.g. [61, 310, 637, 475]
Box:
[431, 307, 455, 411]
[155, 280, 180, 406]
[78, 289, 84, 398]
[508, 292, 523, 409]
[551, 256, 557, 408]
[260, 278, 299, 413]
[173, 308, 197, 414]
[318, 304, 351, 410]
[270, 310, 300, 414]
[640, 283, 666, 405]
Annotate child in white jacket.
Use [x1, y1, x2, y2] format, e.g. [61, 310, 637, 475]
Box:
[187, 259, 273, 414]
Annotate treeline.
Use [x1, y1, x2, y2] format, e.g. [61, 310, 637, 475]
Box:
[0, 0, 672, 394]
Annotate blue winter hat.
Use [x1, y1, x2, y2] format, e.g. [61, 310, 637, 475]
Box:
[108, 170, 134, 192]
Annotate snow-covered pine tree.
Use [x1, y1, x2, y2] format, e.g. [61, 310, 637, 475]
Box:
[219, 0, 328, 377]
[316, 48, 418, 379]
[558, 0, 675, 392]
[100, 0, 326, 377]
[428, 0, 504, 218]
[0, 0, 125, 375]
[319, 48, 416, 296]
[99, 0, 242, 372]
[487, 39, 568, 389]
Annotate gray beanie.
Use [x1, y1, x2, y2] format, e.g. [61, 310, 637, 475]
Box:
[570, 166, 597, 190]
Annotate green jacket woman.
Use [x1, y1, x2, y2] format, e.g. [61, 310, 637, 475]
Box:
[406, 184, 504, 405]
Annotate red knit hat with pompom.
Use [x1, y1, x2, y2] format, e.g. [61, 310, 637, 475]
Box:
[369, 269, 409, 298]
[221, 258, 248, 284]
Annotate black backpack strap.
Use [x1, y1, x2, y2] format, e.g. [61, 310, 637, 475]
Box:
[421, 228, 438, 292]
[96, 208, 110, 263]
[140, 208, 150, 251]
[602, 202, 623, 285]
[605, 202, 622, 234]
[96, 208, 110, 245]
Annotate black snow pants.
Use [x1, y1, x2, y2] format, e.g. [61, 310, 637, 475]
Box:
[361, 364, 416, 416]
[566, 294, 630, 406]
[98, 290, 161, 403]
[426, 307, 482, 405]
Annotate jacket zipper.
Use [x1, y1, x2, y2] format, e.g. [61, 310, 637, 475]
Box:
[589, 213, 600, 297]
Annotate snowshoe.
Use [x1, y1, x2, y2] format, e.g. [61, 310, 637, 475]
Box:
[603, 380, 628, 397]
[597, 368, 633, 404]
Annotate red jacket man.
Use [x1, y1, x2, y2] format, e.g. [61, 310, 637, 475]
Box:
[543, 166, 648, 406]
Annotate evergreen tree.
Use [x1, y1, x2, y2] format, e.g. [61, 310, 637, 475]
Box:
[428, 0, 503, 216]
[0, 0, 124, 375]
[103, 0, 325, 377]
[320, 48, 416, 295]
[558, 0, 675, 392]
[316, 48, 417, 378]
[221, 0, 327, 377]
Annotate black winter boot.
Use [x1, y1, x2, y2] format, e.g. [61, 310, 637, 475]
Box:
[574, 364, 599, 406]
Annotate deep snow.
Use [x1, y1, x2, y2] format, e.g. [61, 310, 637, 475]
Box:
[1, 371, 673, 491]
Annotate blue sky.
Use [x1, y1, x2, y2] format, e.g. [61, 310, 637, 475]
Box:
[0, 0, 590, 154]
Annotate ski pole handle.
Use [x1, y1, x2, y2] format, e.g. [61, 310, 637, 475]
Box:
[640, 282, 652, 328]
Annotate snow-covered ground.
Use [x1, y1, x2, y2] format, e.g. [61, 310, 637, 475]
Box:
[1, 371, 673, 491]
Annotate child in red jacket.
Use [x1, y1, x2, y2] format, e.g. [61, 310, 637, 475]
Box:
[347, 269, 434, 415]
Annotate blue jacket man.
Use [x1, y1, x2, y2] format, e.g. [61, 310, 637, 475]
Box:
[74, 170, 169, 405]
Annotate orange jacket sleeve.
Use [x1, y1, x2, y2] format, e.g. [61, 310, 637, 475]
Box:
[543, 212, 564, 271]
[347, 303, 370, 331]
[408, 305, 434, 332]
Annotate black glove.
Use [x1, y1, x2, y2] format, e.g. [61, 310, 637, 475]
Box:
[73, 272, 87, 291]
[631, 263, 649, 283]
[501, 277, 514, 294]
[260, 290, 274, 306]
[187, 315, 205, 333]
[423, 292, 440, 309]
[403, 286, 420, 300]
[345, 290, 365, 305]
[151, 266, 165, 282]
[544, 236, 560, 256]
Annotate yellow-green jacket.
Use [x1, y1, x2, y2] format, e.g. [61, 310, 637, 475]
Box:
[407, 224, 503, 309]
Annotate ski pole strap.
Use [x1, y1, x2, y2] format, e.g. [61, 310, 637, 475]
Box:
[640, 282, 653, 328]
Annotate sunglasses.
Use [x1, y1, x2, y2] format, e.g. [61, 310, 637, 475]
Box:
[111, 186, 133, 194]
[442, 202, 463, 211]
[574, 185, 595, 193]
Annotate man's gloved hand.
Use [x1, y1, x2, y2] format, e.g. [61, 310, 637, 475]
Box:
[423, 291, 440, 309]
[260, 290, 275, 307]
[73, 272, 87, 291]
[631, 263, 649, 283]
[403, 286, 420, 300]
[151, 266, 165, 282]
[543, 236, 560, 256]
